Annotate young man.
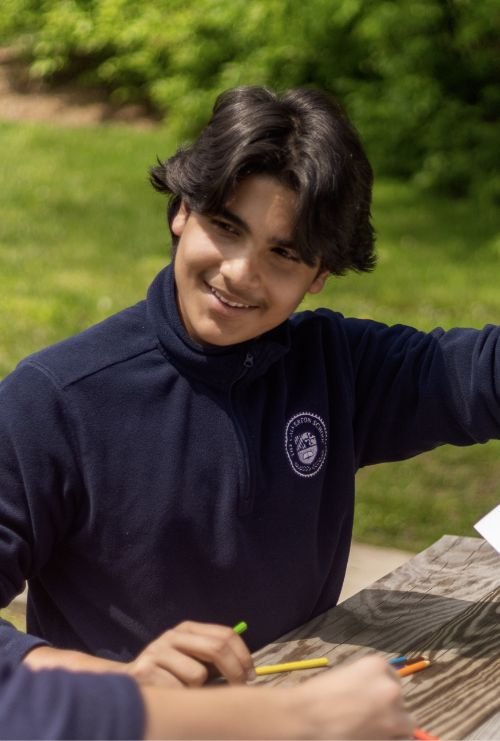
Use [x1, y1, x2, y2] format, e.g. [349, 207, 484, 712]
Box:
[0, 653, 412, 740]
[0, 86, 499, 687]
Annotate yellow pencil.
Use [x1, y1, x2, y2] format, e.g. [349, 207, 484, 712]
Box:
[255, 657, 329, 675]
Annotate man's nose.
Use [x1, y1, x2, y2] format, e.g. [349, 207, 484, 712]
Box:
[220, 250, 261, 288]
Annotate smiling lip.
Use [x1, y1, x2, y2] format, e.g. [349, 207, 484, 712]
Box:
[208, 285, 258, 310]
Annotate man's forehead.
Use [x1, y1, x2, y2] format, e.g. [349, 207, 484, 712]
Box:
[222, 176, 298, 228]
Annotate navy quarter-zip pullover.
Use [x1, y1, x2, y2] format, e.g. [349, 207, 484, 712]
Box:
[0, 264, 499, 664]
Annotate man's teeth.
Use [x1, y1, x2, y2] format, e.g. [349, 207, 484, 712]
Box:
[211, 287, 252, 308]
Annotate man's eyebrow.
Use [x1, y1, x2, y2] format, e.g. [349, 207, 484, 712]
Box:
[273, 237, 297, 249]
[217, 207, 249, 232]
[217, 207, 297, 249]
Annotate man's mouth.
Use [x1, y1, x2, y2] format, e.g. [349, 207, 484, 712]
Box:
[209, 285, 257, 309]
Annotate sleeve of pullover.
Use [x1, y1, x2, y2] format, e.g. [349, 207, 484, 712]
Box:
[341, 319, 500, 467]
[0, 361, 84, 663]
[0, 663, 144, 740]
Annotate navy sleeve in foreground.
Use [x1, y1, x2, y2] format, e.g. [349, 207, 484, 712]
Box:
[0, 663, 145, 740]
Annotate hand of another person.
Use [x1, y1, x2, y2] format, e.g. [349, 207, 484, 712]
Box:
[142, 653, 414, 739]
[293, 654, 414, 740]
[126, 620, 254, 688]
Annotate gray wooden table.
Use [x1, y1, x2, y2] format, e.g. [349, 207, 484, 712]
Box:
[251, 535, 500, 740]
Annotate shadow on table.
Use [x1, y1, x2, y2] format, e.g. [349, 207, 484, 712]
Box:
[268, 586, 500, 660]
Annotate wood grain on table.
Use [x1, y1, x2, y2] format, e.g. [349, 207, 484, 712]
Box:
[251, 535, 500, 740]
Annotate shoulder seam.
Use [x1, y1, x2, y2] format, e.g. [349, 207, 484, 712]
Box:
[21, 344, 159, 390]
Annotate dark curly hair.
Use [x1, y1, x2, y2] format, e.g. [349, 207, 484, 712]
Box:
[150, 86, 375, 275]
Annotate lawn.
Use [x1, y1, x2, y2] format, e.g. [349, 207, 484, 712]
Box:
[1, 119, 499, 553]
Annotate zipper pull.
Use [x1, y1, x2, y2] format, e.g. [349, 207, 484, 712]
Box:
[234, 351, 254, 384]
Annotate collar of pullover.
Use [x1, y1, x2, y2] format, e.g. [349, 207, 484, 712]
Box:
[146, 264, 291, 390]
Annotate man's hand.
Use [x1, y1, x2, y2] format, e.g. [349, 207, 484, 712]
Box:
[125, 621, 254, 687]
[24, 620, 254, 688]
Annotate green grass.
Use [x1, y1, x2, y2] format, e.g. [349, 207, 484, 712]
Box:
[0, 604, 26, 631]
[1, 120, 499, 553]
[0, 121, 171, 375]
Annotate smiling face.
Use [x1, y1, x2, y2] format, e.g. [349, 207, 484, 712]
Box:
[171, 175, 329, 347]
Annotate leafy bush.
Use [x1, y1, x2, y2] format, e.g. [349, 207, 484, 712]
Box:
[1, 0, 499, 201]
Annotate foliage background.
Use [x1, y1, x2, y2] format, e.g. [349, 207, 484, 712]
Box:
[1, 0, 499, 201]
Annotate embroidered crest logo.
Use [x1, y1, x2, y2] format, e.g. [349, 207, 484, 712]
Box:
[285, 412, 327, 477]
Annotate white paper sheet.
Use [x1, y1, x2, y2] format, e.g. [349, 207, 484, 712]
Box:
[474, 504, 500, 554]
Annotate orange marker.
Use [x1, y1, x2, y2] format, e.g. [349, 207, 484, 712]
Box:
[413, 727, 440, 740]
[397, 659, 431, 677]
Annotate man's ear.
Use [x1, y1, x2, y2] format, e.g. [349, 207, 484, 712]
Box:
[171, 201, 190, 237]
[307, 270, 329, 295]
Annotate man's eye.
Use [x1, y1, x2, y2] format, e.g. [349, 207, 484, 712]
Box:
[212, 219, 239, 236]
[273, 246, 300, 262]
